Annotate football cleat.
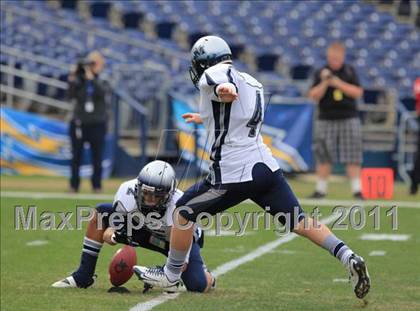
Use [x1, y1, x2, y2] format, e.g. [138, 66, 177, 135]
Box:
[348, 254, 370, 299]
[133, 266, 186, 292]
[51, 275, 96, 288]
[211, 275, 216, 289]
[206, 269, 216, 290]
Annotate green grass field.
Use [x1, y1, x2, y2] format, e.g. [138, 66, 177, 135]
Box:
[1, 175, 419, 311]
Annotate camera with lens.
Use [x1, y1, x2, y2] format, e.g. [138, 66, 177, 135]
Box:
[320, 68, 334, 81]
[75, 58, 95, 79]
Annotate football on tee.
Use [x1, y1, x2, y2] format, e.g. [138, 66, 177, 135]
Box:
[108, 245, 137, 286]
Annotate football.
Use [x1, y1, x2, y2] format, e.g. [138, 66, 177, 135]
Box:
[108, 245, 137, 287]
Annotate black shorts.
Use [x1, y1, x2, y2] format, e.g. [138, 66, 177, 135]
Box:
[177, 163, 305, 230]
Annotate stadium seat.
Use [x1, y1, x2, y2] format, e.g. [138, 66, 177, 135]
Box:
[1, 0, 418, 101]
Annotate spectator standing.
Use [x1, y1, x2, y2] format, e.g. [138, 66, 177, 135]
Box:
[308, 42, 364, 199]
[410, 77, 420, 195]
[68, 51, 108, 193]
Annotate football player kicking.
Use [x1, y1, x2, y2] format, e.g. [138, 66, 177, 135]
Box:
[135, 36, 370, 299]
[52, 160, 215, 293]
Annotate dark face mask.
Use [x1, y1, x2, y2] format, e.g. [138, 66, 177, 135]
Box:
[189, 55, 232, 89]
[136, 185, 169, 216]
[189, 61, 205, 90]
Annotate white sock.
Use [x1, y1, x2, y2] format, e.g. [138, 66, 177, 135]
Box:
[164, 248, 188, 282]
[316, 179, 328, 194]
[351, 178, 361, 193]
[339, 249, 354, 268]
[321, 235, 354, 268]
[164, 265, 181, 283]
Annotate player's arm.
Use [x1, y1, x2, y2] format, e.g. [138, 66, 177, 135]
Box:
[182, 112, 203, 124]
[199, 66, 238, 103]
[104, 182, 138, 246]
[216, 83, 238, 102]
[103, 225, 140, 246]
[103, 227, 117, 245]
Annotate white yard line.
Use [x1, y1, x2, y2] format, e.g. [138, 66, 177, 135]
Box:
[129, 293, 181, 311]
[26, 239, 49, 246]
[2, 191, 419, 208]
[369, 250, 386, 256]
[360, 233, 411, 241]
[129, 212, 339, 311]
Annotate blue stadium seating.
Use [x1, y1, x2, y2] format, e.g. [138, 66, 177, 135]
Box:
[1, 0, 419, 105]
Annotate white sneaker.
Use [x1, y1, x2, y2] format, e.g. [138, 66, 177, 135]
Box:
[348, 254, 370, 299]
[133, 266, 186, 292]
[51, 275, 96, 288]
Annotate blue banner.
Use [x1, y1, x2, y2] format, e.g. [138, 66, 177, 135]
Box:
[172, 97, 314, 172]
[263, 103, 314, 171]
[1, 107, 114, 177]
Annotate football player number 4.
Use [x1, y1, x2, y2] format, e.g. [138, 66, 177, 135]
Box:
[246, 90, 263, 138]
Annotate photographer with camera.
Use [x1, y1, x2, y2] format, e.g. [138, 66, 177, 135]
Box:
[68, 51, 108, 193]
[308, 42, 364, 199]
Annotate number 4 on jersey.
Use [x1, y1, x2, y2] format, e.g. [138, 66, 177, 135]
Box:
[246, 90, 263, 138]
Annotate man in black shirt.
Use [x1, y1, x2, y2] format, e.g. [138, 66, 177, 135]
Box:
[308, 42, 364, 199]
[68, 51, 108, 193]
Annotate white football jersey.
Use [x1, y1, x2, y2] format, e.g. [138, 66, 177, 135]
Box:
[113, 178, 184, 240]
[198, 63, 279, 184]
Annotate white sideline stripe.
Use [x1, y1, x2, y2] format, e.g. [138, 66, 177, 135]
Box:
[2, 191, 420, 208]
[1, 191, 114, 200]
[129, 212, 339, 311]
[129, 293, 181, 311]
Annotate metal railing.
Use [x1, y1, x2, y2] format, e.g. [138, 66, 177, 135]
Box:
[0, 64, 68, 89]
[0, 56, 150, 174]
[0, 60, 71, 110]
[1, 45, 71, 71]
[397, 104, 418, 183]
[112, 88, 149, 171]
[0, 84, 71, 111]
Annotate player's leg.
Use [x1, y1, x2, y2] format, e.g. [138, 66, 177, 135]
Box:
[136, 179, 247, 288]
[70, 203, 113, 286]
[293, 217, 370, 298]
[251, 164, 370, 298]
[165, 179, 248, 282]
[181, 242, 214, 292]
[132, 228, 212, 293]
[161, 179, 212, 284]
[52, 203, 111, 288]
